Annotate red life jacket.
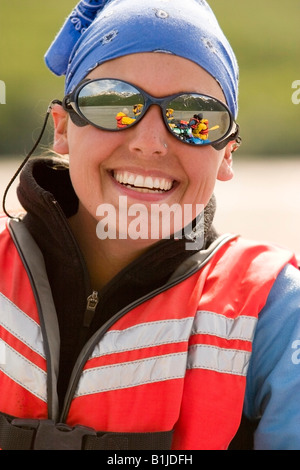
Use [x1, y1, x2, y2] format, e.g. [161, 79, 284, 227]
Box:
[0, 217, 296, 449]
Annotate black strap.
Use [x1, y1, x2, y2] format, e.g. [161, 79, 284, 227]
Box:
[0, 414, 173, 450]
[0, 415, 34, 450]
[84, 431, 173, 451]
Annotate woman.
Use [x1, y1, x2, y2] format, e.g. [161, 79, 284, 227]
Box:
[0, 0, 300, 450]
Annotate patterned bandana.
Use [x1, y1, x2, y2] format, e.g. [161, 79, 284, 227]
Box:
[45, 0, 239, 117]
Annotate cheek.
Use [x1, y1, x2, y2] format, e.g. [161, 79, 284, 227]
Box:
[66, 125, 126, 209]
[66, 126, 100, 204]
[182, 148, 224, 203]
[67, 123, 126, 165]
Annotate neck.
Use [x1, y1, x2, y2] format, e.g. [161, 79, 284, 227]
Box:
[68, 204, 154, 291]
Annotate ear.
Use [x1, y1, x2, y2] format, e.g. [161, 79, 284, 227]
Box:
[216, 142, 235, 182]
[51, 103, 69, 154]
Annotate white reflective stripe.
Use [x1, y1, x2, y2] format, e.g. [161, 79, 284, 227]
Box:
[0, 341, 5, 364]
[77, 313, 255, 396]
[91, 317, 194, 358]
[193, 311, 257, 342]
[0, 338, 47, 402]
[188, 344, 251, 376]
[75, 352, 187, 397]
[0, 292, 45, 358]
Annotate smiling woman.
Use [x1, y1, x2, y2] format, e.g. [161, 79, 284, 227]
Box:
[53, 52, 235, 263]
[1, 0, 300, 452]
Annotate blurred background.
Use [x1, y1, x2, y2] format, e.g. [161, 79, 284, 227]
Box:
[0, 0, 299, 251]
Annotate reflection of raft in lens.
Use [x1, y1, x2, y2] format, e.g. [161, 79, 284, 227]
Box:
[192, 137, 211, 145]
[171, 120, 194, 141]
[171, 119, 220, 144]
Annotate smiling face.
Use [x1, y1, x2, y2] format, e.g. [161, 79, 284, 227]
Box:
[53, 53, 234, 247]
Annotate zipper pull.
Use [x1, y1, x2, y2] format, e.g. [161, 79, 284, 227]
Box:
[83, 291, 99, 328]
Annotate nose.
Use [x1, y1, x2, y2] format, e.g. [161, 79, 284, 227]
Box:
[127, 106, 169, 158]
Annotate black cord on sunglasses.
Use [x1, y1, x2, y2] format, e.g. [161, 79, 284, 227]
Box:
[2, 100, 62, 219]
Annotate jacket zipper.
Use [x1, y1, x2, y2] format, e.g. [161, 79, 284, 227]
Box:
[83, 291, 99, 328]
[60, 287, 175, 422]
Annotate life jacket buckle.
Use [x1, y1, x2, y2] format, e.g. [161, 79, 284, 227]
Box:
[11, 418, 97, 450]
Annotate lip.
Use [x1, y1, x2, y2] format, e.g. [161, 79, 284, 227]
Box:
[108, 168, 179, 201]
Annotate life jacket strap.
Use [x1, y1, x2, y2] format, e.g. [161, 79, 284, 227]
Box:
[0, 413, 173, 450]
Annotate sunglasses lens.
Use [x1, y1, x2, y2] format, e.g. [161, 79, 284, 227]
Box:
[75, 80, 233, 146]
[166, 94, 231, 145]
[77, 79, 145, 130]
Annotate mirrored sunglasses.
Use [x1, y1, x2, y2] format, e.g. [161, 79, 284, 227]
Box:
[62, 78, 241, 150]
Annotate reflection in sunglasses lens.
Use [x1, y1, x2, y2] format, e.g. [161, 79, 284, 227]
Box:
[77, 80, 231, 145]
[166, 95, 230, 145]
[78, 80, 145, 130]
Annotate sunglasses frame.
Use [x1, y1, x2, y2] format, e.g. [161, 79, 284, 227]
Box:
[62, 78, 241, 151]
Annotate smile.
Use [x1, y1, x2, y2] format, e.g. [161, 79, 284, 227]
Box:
[113, 171, 174, 193]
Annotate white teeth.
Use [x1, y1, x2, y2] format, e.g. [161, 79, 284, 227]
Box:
[114, 171, 173, 192]
[144, 176, 154, 188]
[134, 175, 144, 188]
[127, 174, 135, 185]
[153, 178, 161, 189]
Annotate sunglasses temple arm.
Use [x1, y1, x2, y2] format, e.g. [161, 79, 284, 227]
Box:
[212, 123, 241, 151]
[231, 123, 242, 152]
[2, 99, 62, 220]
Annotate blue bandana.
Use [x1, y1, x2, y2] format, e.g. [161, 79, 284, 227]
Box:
[45, 0, 239, 117]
